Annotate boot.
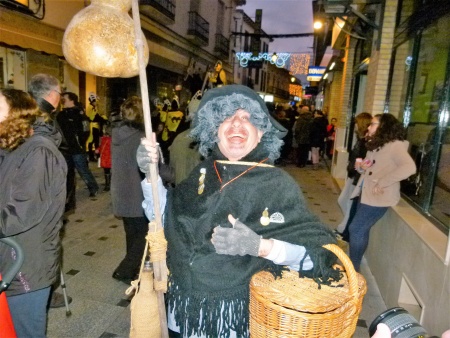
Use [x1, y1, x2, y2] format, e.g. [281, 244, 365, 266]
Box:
[104, 173, 111, 192]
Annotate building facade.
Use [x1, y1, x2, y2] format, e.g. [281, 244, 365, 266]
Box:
[0, 0, 246, 113]
[313, 0, 450, 334]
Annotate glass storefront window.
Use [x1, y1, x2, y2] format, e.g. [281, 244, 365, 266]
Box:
[398, 14, 450, 232]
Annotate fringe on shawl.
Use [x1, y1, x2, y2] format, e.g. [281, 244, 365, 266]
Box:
[166, 265, 291, 337]
[167, 279, 251, 338]
[299, 247, 343, 289]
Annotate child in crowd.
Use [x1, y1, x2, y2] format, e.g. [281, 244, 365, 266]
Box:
[96, 122, 112, 191]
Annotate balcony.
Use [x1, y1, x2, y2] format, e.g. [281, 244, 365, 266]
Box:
[267, 86, 290, 100]
[139, 0, 176, 25]
[187, 11, 209, 46]
[214, 34, 229, 59]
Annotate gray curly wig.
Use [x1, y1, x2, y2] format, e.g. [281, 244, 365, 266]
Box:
[190, 85, 285, 161]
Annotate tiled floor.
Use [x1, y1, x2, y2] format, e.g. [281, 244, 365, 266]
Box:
[46, 159, 386, 337]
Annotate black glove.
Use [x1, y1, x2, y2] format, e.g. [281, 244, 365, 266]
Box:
[212, 220, 261, 256]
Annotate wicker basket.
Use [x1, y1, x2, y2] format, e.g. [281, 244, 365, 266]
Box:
[249, 244, 367, 338]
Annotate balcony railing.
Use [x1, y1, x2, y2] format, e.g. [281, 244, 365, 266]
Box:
[187, 11, 209, 46]
[214, 34, 230, 58]
[139, 0, 176, 25]
[267, 86, 290, 99]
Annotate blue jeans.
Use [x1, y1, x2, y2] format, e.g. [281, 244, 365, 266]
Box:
[8, 287, 51, 338]
[72, 154, 99, 194]
[348, 200, 388, 271]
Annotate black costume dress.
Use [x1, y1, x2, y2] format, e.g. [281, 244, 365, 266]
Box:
[165, 144, 339, 337]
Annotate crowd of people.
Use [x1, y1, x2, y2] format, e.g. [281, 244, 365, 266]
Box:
[269, 103, 336, 169]
[0, 73, 427, 337]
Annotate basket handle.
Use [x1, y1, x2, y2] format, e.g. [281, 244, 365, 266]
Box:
[322, 244, 359, 304]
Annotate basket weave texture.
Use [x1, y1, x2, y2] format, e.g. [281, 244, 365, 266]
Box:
[249, 244, 367, 338]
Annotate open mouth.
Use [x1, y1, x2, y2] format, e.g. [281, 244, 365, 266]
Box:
[227, 133, 246, 144]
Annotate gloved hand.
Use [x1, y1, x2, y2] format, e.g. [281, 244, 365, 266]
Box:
[212, 215, 261, 256]
[136, 135, 159, 174]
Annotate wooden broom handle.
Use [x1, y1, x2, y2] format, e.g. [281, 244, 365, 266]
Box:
[131, 1, 168, 337]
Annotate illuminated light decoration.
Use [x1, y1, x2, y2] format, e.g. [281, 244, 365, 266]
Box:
[289, 84, 302, 97]
[288, 53, 310, 75]
[329, 62, 336, 70]
[236, 52, 291, 68]
[323, 73, 329, 79]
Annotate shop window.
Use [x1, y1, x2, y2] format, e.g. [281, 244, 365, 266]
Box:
[396, 14, 450, 232]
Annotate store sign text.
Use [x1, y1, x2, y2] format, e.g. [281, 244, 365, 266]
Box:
[307, 66, 326, 81]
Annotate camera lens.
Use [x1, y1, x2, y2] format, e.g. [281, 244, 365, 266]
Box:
[369, 307, 428, 338]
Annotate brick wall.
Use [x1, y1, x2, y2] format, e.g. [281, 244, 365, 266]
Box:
[364, 0, 400, 115]
[338, 36, 357, 128]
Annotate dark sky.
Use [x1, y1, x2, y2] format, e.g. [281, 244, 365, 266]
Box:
[238, 0, 315, 54]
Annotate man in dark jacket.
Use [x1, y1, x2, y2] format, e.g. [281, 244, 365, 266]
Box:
[310, 110, 328, 169]
[58, 92, 99, 199]
[293, 106, 313, 167]
[28, 73, 73, 308]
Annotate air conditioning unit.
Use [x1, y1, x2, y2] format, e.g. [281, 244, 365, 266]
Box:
[323, 0, 350, 14]
[0, 0, 44, 19]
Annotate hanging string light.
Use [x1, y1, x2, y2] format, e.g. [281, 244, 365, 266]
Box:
[289, 53, 311, 75]
[289, 84, 303, 97]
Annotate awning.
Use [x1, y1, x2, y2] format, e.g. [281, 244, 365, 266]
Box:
[0, 9, 64, 57]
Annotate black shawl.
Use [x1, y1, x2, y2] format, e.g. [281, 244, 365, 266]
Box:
[165, 144, 340, 337]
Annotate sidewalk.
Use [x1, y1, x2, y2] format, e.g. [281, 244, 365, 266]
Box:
[47, 161, 386, 337]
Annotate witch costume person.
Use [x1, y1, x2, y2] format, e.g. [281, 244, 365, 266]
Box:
[137, 85, 341, 338]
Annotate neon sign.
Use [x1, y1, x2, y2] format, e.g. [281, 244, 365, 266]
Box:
[236, 52, 291, 68]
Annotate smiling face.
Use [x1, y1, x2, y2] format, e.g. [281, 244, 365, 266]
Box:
[217, 109, 263, 161]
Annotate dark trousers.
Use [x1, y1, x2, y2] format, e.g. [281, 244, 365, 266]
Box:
[72, 153, 99, 194]
[64, 154, 76, 213]
[88, 128, 101, 159]
[114, 216, 149, 279]
[341, 197, 359, 241]
[296, 143, 310, 166]
[348, 199, 388, 271]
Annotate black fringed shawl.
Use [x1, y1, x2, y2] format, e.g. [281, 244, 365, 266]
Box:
[165, 144, 341, 337]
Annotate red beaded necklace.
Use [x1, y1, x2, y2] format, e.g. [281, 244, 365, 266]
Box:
[214, 158, 269, 192]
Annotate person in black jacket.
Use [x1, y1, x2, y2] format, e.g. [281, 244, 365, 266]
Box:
[335, 112, 372, 241]
[310, 110, 328, 170]
[0, 88, 67, 337]
[110, 96, 148, 284]
[58, 92, 99, 198]
[293, 106, 313, 167]
[28, 73, 73, 309]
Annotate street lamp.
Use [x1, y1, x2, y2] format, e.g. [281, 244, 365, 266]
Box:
[313, 21, 323, 30]
[271, 53, 278, 63]
[313, 21, 323, 66]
